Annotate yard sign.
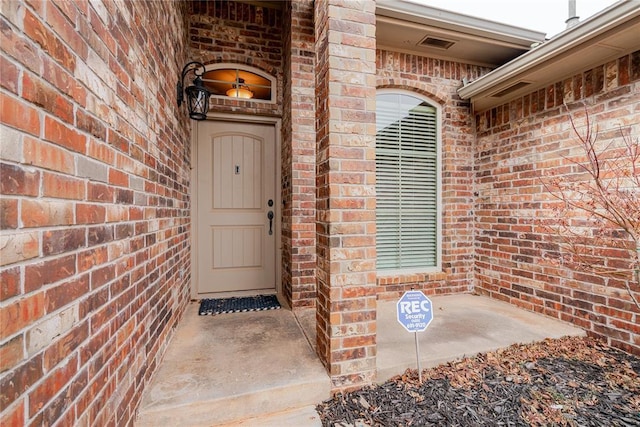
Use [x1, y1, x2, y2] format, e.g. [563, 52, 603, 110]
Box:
[396, 290, 434, 382]
[397, 290, 433, 332]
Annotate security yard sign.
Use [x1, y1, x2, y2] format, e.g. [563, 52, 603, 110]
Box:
[397, 290, 433, 383]
[397, 290, 433, 332]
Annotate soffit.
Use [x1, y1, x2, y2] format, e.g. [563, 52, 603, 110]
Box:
[458, 1, 640, 112]
[376, 0, 546, 68]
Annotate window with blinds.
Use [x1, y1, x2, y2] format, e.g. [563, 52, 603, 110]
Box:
[376, 93, 440, 271]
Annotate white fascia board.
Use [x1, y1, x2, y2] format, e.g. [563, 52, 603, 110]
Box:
[376, 0, 546, 46]
[457, 0, 640, 100]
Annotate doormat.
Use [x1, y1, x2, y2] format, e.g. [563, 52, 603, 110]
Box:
[198, 295, 281, 315]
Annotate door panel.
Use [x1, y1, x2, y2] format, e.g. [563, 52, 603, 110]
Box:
[212, 227, 262, 269]
[197, 121, 276, 295]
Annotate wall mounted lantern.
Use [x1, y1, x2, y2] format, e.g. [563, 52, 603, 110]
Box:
[226, 78, 254, 99]
[177, 61, 209, 121]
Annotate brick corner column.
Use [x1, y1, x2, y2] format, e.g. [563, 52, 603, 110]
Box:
[314, 0, 377, 391]
[288, 0, 317, 310]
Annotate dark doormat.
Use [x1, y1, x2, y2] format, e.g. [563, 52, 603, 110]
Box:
[198, 294, 281, 315]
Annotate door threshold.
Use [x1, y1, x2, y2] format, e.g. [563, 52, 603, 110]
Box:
[196, 289, 278, 300]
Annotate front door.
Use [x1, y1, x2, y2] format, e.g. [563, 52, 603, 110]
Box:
[196, 120, 277, 295]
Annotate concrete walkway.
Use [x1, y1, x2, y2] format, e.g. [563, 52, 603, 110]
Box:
[376, 294, 585, 381]
[135, 294, 584, 426]
[135, 304, 329, 427]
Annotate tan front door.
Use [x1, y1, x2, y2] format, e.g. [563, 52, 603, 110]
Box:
[196, 120, 276, 295]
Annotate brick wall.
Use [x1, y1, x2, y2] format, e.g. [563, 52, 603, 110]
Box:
[282, 0, 317, 309]
[188, 0, 284, 118]
[375, 50, 493, 299]
[474, 50, 640, 355]
[1, 1, 191, 425]
[315, 0, 378, 391]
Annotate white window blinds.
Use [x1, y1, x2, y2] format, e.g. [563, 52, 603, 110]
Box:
[376, 93, 439, 270]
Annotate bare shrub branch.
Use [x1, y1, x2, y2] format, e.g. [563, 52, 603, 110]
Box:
[541, 106, 640, 310]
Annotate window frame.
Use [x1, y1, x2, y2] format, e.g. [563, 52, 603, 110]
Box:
[375, 89, 443, 275]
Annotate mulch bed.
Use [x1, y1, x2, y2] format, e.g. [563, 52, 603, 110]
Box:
[316, 336, 640, 426]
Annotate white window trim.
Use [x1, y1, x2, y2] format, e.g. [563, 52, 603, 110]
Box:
[375, 88, 443, 275]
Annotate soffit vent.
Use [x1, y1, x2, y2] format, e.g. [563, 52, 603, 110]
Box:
[491, 81, 532, 98]
[419, 36, 456, 50]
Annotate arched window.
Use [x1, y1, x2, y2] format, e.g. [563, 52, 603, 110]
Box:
[376, 91, 441, 272]
[201, 64, 276, 103]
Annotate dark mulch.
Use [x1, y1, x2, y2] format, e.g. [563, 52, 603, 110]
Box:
[316, 336, 640, 426]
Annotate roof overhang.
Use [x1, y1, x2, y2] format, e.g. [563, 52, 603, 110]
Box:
[458, 0, 640, 112]
[376, 0, 546, 68]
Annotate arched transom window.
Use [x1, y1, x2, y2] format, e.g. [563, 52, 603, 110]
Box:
[202, 64, 275, 102]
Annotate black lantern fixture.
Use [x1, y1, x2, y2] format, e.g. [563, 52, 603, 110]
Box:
[177, 61, 210, 121]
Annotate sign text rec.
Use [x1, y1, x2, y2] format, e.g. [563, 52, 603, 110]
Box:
[396, 290, 433, 333]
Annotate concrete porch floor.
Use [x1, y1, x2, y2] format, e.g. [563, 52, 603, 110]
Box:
[135, 293, 585, 426]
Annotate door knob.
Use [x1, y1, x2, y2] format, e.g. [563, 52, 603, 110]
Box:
[267, 211, 274, 235]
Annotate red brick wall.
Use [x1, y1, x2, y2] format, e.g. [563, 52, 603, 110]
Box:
[315, 0, 378, 391]
[375, 50, 493, 300]
[474, 50, 640, 355]
[1, 1, 191, 425]
[281, 0, 317, 309]
[188, 0, 284, 117]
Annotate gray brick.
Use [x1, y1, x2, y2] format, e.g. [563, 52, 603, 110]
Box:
[77, 156, 108, 182]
